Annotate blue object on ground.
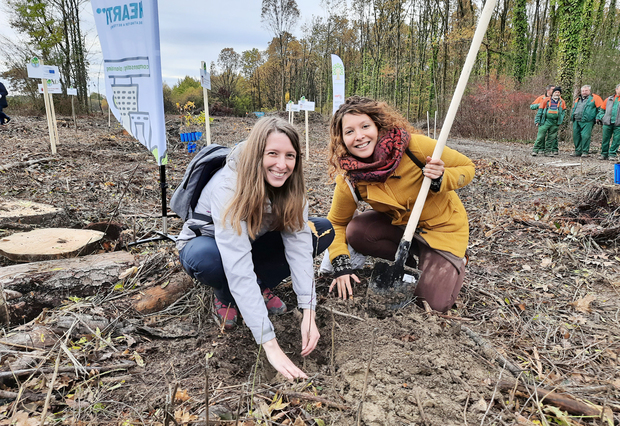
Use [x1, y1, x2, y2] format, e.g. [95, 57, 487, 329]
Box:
[615, 163, 620, 184]
[254, 112, 265, 118]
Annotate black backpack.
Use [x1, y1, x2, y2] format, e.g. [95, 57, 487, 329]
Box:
[170, 144, 231, 223]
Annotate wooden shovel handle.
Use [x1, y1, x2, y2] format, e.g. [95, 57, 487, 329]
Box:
[402, 0, 497, 243]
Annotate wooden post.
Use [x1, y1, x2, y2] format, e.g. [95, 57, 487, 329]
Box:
[427, 111, 430, 138]
[108, 103, 111, 127]
[49, 91, 59, 145]
[305, 109, 309, 159]
[41, 79, 56, 155]
[71, 96, 77, 131]
[201, 61, 211, 146]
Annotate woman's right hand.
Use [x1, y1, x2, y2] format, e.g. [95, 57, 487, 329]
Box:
[329, 274, 360, 300]
[262, 338, 307, 380]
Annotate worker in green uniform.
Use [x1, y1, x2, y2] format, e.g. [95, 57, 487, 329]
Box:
[533, 88, 566, 156]
[597, 84, 620, 160]
[571, 85, 604, 157]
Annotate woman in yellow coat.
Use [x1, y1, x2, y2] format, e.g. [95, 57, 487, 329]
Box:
[326, 96, 475, 312]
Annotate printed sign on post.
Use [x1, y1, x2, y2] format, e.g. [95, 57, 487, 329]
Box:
[300, 101, 315, 111]
[200, 67, 211, 90]
[38, 82, 63, 94]
[291, 104, 300, 112]
[67, 88, 78, 96]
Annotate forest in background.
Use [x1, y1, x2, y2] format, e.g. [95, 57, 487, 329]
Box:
[2, 0, 620, 141]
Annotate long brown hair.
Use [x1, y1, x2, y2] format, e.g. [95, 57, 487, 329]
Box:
[224, 116, 306, 238]
[328, 96, 418, 179]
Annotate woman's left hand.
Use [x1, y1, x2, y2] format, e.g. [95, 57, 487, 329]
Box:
[300, 309, 320, 357]
[424, 156, 445, 179]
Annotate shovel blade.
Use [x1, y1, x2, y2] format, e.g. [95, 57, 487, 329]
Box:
[368, 260, 421, 311]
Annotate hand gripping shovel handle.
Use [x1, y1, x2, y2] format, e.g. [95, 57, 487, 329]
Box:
[396, 0, 497, 263]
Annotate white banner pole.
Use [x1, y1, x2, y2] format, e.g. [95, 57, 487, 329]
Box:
[434, 111, 437, 139]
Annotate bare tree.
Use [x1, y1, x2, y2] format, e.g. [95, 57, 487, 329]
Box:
[261, 0, 300, 110]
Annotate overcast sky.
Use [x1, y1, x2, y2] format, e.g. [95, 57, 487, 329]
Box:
[0, 0, 329, 93]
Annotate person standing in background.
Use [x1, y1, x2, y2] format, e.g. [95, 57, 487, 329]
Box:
[0, 81, 11, 125]
[597, 84, 620, 161]
[571, 85, 603, 158]
[533, 88, 566, 156]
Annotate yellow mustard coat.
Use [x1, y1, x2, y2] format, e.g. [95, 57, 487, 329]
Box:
[327, 133, 475, 260]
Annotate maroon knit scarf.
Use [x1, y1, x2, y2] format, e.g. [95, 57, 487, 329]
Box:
[339, 127, 409, 184]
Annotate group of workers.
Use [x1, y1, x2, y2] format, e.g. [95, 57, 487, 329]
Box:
[532, 84, 620, 160]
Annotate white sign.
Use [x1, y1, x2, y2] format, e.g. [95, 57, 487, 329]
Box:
[92, 0, 167, 165]
[290, 104, 300, 112]
[331, 54, 345, 114]
[67, 88, 78, 96]
[38, 83, 63, 94]
[300, 101, 315, 111]
[200, 67, 211, 90]
[43, 65, 60, 79]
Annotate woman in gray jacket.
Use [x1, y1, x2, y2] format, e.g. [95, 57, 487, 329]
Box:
[177, 117, 333, 380]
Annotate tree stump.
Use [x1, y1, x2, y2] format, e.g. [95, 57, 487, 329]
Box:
[0, 228, 104, 262]
[0, 200, 62, 224]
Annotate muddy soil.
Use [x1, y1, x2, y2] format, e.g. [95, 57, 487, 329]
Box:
[0, 113, 618, 426]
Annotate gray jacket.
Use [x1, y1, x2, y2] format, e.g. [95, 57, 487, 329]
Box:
[176, 145, 316, 344]
[600, 96, 620, 126]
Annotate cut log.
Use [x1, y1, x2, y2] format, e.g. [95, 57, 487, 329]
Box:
[0, 199, 62, 224]
[497, 379, 614, 420]
[0, 228, 104, 262]
[0, 251, 135, 325]
[132, 273, 194, 314]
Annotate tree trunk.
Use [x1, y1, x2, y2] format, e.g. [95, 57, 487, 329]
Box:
[1, 251, 136, 325]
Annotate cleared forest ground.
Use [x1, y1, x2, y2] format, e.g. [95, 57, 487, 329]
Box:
[0, 114, 618, 425]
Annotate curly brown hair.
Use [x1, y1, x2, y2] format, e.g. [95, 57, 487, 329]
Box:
[327, 96, 418, 179]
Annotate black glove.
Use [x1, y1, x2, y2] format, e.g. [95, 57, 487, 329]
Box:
[596, 119, 602, 125]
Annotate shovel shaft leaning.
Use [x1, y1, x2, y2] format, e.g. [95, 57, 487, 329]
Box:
[401, 0, 497, 245]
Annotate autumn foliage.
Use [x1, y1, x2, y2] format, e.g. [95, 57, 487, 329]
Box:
[452, 78, 539, 142]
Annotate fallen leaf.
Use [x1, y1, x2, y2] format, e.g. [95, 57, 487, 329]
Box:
[522, 264, 532, 271]
[133, 351, 145, 367]
[540, 257, 552, 267]
[175, 388, 190, 402]
[569, 294, 596, 313]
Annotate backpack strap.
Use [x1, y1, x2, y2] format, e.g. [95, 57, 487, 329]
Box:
[344, 177, 361, 205]
[405, 148, 425, 170]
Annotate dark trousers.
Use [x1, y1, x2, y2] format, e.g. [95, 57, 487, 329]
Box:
[179, 217, 334, 304]
[346, 210, 466, 312]
[0, 108, 9, 124]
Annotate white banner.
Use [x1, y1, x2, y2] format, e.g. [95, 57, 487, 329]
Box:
[331, 54, 345, 114]
[92, 0, 167, 165]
